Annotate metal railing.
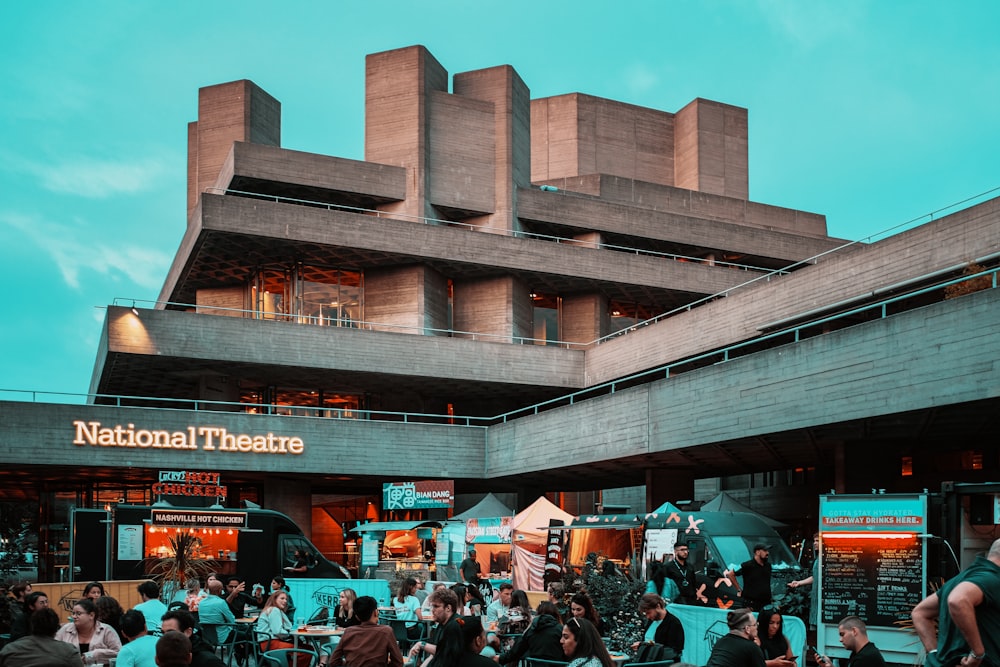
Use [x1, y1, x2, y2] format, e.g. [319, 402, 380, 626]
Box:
[12, 264, 997, 428]
[207, 186, 784, 274]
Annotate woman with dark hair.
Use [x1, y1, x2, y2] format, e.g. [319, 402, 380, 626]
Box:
[55, 598, 122, 665]
[498, 601, 565, 666]
[394, 577, 423, 639]
[569, 593, 606, 636]
[560, 617, 614, 667]
[756, 610, 796, 667]
[456, 616, 498, 667]
[83, 582, 105, 601]
[450, 584, 473, 616]
[94, 595, 126, 644]
[501, 590, 532, 636]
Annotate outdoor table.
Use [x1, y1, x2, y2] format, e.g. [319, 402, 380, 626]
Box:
[292, 625, 343, 650]
[608, 652, 629, 666]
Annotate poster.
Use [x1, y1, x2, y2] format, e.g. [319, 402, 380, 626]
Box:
[117, 524, 144, 561]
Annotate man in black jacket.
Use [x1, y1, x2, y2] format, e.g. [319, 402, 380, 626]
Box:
[161, 609, 226, 667]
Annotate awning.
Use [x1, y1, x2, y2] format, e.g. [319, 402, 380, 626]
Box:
[351, 520, 443, 534]
[545, 514, 644, 530]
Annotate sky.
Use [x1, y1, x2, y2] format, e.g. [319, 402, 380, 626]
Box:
[1, 0, 997, 399]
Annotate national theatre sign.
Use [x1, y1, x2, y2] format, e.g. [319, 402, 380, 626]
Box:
[71, 420, 305, 455]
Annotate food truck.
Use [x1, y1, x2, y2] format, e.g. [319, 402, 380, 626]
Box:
[71, 503, 349, 589]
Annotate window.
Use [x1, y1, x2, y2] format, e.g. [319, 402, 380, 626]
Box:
[249, 264, 362, 326]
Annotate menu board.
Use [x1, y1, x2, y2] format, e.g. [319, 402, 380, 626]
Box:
[821, 539, 922, 626]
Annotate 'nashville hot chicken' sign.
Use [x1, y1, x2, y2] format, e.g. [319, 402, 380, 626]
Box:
[72, 420, 305, 455]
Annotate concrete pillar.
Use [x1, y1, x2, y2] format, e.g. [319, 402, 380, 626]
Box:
[264, 479, 313, 539]
[674, 99, 748, 199]
[453, 276, 531, 343]
[645, 469, 695, 512]
[453, 65, 531, 234]
[187, 80, 281, 220]
[364, 265, 448, 334]
[562, 293, 608, 347]
[365, 46, 448, 223]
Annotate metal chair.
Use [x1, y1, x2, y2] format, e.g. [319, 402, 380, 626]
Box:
[387, 618, 425, 652]
[202, 622, 257, 666]
[261, 647, 320, 667]
[525, 659, 569, 667]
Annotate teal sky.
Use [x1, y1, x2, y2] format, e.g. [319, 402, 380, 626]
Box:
[1, 0, 998, 397]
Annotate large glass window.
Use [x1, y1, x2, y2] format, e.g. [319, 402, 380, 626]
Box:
[249, 264, 362, 327]
[531, 293, 561, 345]
[609, 301, 657, 334]
[240, 386, 365, 419]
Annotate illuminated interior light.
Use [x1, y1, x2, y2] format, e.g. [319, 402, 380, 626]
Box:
[822, 532, 917, 539]
[228, 529, 234, 535]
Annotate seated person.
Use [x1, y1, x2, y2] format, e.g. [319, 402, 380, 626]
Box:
[327, 596, 403, 667]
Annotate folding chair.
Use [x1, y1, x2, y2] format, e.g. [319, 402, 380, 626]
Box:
[260, 647, 320, 667]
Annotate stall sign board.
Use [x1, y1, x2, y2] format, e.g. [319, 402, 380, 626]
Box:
[150, 509, 247, 529]
[383, 481, 454, 510]
[361, 535, 380, 567]
[466, 517, 513, 544]
[819, 494, 927, 629]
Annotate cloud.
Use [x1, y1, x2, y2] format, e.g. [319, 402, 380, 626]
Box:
[42, 156, 170, 198]
[756, 1, 865, 49]
[1, 211, 169, 290]
[624, 62, 661, 96]
[3, 151, 170, 198]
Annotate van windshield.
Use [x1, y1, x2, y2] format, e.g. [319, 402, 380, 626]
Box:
[713, 535, 799, 571]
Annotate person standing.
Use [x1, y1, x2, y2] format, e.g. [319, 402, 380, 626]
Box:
[788, 533, 821, 630]
[912, 537, 1000, 667]
[0, 608, 81, 667]
[705, 609, 766, 667]
[663, 541, 697, 605]
[728, 544, 773, 611]
[460, 549, 482, 585]
[817, 616, 885, 667]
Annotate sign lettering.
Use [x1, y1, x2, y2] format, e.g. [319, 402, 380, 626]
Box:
[72, 421, 305, 455]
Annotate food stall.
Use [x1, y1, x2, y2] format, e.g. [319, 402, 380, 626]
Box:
[351, 519, 442, 580]
[447, 493, 515, 581]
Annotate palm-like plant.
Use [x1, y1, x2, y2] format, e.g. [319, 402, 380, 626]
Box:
[145, 532, 216, 600]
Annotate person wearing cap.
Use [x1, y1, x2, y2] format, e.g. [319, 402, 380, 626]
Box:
[727, 544, 773, 611]
[663, 541, 698, 605]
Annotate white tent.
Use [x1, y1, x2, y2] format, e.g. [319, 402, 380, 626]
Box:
[510, 496, 575, 590]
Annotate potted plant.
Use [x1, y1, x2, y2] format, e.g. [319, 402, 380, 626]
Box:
[145, 532, 216, 603]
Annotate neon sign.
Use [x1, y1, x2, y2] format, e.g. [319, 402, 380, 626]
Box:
[72, 420, 305, 455]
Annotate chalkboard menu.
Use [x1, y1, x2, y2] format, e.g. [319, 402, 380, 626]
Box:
[821, 539, 923, 626]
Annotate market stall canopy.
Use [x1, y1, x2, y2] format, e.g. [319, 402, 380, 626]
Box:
[553, 513, 644, 530]
[700, 492, 787, 528]
[351, 519, 443, 536]
[511, 496, 575, 591]
[449, 493, 514, 521]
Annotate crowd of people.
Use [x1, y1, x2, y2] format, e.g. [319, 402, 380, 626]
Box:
[4, 534, 1000, 667]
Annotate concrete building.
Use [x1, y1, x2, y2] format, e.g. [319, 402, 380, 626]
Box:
[1, 46, 998, 582]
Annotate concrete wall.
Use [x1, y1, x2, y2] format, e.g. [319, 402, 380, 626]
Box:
[195, 194, 754, 298]
[454, 65, 532, 234]
[1, 402, 487, 479]
[453, 276, 532, 342]
[103, 306, 585, 389]
[188, 80, 280, 219]
[674, 98, 748, 199]
[196, 286, 244, 316]
[586, 196, 1000, 385]
[366, 46, 448, 222]
[365, 265, 448, 334]
[487, 287, 1000, 478]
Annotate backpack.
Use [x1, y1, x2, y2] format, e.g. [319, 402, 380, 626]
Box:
[632, 642, 677, 664]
